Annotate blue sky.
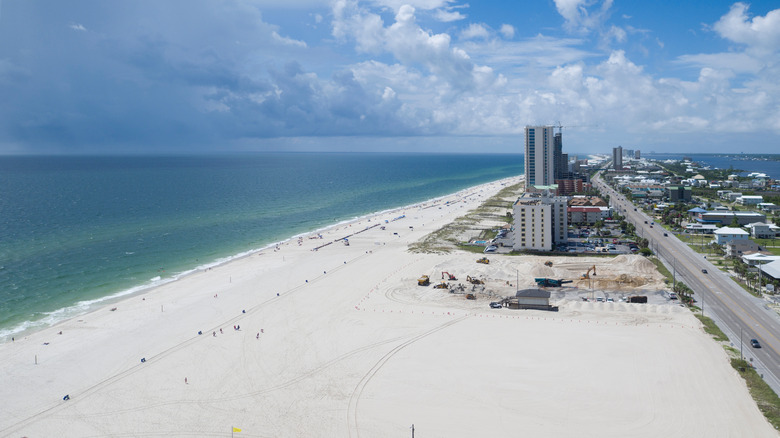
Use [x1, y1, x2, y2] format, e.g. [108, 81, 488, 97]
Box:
[0, 0, 779, 154]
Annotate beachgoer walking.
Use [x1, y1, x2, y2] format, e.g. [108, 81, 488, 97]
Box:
[220, 328, 223, 334]
[185, 377, 188, 384]
[213, 331, 216, 337]
[256, 333, 259, 339]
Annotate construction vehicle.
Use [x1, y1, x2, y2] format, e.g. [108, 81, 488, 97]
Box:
[466, 275, 484, 285]
[534, 278, 573, 287]
[544, 261, 553, 267]
[581, 265, 597, 279]
[417, 275, 430, 286]
[627, 295, 648, 303]
[476, 257, 489, 264]
[466, 293, 477, 300]
[433, 281, 449, 289]
[441, 271, 457, 281]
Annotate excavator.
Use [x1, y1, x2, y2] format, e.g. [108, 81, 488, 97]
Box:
[581, 265, 597, 279]
[418, 275, 430, 286]
[433, 281, 449, 289]
[466, 275, 484, 285]
[441, 272, 457, 281]
[476, 257, 489, 264]
[544, 261, 553, 267]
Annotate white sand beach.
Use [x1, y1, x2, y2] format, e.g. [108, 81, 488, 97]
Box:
[1, 176, 776, 437]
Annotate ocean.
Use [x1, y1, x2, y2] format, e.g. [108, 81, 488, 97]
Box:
[644, 153, 780, 180]
[0, 153, 522, 340]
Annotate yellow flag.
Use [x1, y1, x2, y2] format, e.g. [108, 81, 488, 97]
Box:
[232, 427, 241, 432]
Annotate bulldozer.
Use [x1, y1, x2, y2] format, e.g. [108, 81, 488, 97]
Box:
[544, 261, 553, 267]
[465, 293, 477, 300]
[441, 271, 457, 281]
[417, 275, 430, 286]
[581, 265, 597, 279]
[433, 281, 449, 289]
[466, 275, 484, 285]
[476, 257, 489, 264]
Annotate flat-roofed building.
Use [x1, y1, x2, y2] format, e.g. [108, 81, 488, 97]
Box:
[513, 191, 569, 251]
[715, 227, 749, 245]
[525, 126, 556, 186]
[737, 195, 763, 205]
[698, 211, 766, 226]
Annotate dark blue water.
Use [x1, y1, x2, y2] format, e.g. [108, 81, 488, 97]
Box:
[645, 153, 780, 180]
[0, 153, 522, 339]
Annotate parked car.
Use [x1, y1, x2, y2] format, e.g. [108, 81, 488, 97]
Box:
[490, 302, 502, 309]
[751, 339, 762, 348]
[484, 245, 497, 253]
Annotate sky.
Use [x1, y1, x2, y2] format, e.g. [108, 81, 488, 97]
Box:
[0, 0, 779, 155]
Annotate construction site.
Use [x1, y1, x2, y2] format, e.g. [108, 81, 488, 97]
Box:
[401, 254, 670, 311]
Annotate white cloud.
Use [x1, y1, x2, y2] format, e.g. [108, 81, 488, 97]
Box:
[69, 23, 87, 32]
[554, 0, 614, 33]
[434, 9, 465, 22]
[713, 3, 780, 53]
[499, 24, 515, 39]
[604, 25, 626, 44]
[676, 52, 763, 75]
[460, 23, 489, 40]
[271, 31, 307, 48]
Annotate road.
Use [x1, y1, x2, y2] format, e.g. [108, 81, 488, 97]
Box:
[592, 172, 780, 394]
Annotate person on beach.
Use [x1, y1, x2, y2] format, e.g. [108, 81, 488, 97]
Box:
[213, 331, 216, 337]
[256, 333, 259, 339]
[220, 328, 223, 334]
[185, 377, 188, 384]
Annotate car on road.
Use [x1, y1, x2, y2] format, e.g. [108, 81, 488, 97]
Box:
[751, 339, 762, 348]
[644, 220, 648, 224]
[663, 233, 668, 237]
[702, 269, 708, 274]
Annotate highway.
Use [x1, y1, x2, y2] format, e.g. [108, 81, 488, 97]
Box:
[592, 172, 780, 394]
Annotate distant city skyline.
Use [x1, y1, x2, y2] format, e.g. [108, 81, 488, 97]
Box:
[1, 1, 779, 154]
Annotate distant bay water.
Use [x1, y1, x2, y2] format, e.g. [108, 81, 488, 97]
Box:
[645, 153, 780, 180]
[0, 153, 522, 339]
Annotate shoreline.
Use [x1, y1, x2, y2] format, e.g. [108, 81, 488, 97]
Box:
[1, 175, 523, 343]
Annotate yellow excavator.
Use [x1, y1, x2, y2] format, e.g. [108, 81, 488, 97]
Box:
[466, 275, 484, 285]
[433, 281, 449, 289]
[476, 257, 489, 264]
[418, 275, 430, 286]
[581, 265, 597, 279]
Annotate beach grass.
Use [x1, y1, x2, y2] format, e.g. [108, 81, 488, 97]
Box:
[696, 309, 780, 430]
[731, 358, 780, 430]
[693, 314, 728, 342]
[409, 181, 523, 254]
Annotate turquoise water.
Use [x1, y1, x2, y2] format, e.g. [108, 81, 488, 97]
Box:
[0, 153, 522, 339]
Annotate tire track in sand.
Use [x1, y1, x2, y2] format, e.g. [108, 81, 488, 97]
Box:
[347, 314, 469, 438]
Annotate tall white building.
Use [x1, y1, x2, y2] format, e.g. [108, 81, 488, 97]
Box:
[525, 126, 556, 186]
[512, 191, 569, 251]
